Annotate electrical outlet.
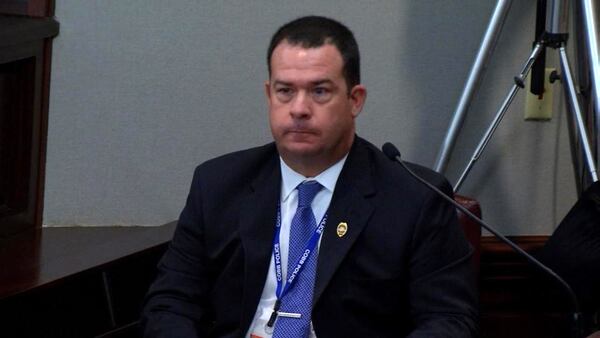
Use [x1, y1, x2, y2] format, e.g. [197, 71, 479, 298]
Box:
[524, 68, 555, 121]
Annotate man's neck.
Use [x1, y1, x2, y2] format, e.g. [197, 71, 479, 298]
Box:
[279, 153, 348, 199]
[281, 152, 348, 178]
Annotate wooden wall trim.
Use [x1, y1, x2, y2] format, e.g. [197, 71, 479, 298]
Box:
[481, 235, 548, 253]
[480, 235, 551, 308]
[480, 235, 549, 287]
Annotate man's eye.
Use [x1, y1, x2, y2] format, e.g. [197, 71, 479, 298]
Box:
[275, 87, 294, 101]
[276, 88, 294, 96]
[312, 87, 331, 102]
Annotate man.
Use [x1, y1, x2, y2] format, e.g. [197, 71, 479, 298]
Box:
[142, 16, 478, 337]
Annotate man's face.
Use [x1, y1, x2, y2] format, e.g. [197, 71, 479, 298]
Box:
[266, 41, 366, 176]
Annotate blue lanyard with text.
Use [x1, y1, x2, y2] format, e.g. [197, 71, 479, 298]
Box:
[266, 203, 327, 329]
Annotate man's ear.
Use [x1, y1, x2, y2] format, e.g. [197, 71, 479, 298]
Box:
[264, 81, 271, 101]
[349, 84, 367, 118]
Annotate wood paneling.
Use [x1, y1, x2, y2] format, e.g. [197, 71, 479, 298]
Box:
[479, 235, 582, 338]
[0, 15, 58, 237]
[0, 0, 54, 17]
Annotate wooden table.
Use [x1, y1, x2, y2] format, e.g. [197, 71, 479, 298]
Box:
[0, 222, 176, 337]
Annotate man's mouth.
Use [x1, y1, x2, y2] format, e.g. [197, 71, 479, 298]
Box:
[284, 126, 317, 135]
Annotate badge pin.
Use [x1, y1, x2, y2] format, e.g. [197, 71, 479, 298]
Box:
[336, 222, 348, 237]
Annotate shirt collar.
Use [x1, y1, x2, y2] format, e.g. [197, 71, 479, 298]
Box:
[279, 154, 348, 203]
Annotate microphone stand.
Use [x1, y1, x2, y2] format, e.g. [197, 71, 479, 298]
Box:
[383, 142, 584, 338]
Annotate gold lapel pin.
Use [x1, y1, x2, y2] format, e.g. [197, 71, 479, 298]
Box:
[336, 222, 348, 237]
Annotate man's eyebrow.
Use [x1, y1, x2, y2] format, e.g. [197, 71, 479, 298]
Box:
[271, 79, 334, 87]
[272, 80, 292, 87]
[311, 79, 334, 86]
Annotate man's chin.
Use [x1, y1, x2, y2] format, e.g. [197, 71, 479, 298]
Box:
[277, 142, 321, 158]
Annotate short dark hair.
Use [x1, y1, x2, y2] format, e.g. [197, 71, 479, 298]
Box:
[267, 16, 361, 90]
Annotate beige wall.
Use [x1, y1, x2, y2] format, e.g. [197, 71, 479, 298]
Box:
[44, 1, 577, 234]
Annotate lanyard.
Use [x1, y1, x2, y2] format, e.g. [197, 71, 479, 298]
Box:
[266, 203, 327, 329]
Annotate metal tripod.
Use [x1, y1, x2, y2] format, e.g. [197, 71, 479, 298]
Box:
[434, 0, 599, 193]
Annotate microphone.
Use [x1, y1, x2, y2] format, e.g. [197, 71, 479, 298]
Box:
[382, 142, 583, 338]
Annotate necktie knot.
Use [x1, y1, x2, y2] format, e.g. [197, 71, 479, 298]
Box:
[297, 181, 322, 208]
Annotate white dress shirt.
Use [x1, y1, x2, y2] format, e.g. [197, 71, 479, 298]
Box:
[246, 155, 348, 338]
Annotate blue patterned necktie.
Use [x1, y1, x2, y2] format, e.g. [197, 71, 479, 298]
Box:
[272, 181, 323, 338]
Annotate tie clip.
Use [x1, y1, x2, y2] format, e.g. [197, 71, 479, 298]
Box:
[278, 311, 302, 318]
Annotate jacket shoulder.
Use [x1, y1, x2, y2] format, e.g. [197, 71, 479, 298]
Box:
[183, 142, 279, 197]
[355, 138, 453, 197]
[195, 142, 277, 175]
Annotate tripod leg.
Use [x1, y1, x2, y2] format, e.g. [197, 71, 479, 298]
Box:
[581, 0, 600, 116]
[434, 0, 514, 173]
[559, 46, 599, 182]
[581, 0, 600, 181]
[454, 43, 545, 192]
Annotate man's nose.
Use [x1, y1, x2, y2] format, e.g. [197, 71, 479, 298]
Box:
[290, 91, 311, 118]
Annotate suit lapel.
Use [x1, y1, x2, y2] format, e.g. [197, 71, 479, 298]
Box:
[238, 153, 281, 332]
[313, 138, 376, 305]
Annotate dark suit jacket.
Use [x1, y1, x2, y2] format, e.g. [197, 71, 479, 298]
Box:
[142, 136, 478, 337]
